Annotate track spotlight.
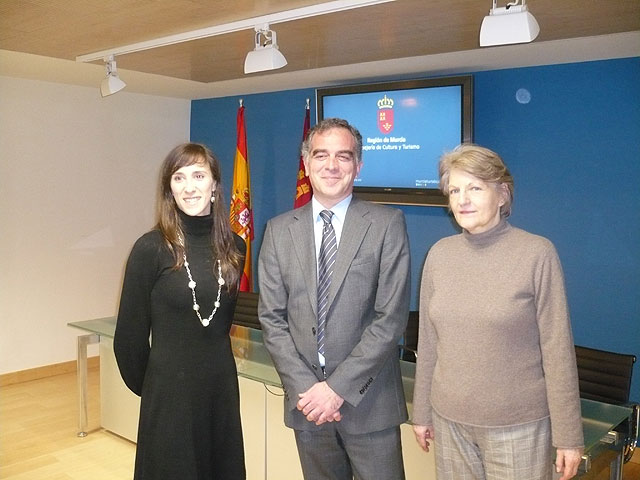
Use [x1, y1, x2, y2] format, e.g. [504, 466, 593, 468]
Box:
[100, 55, 126, 97]
[479, 0, 540, 47]
[244, 24, 287, 74]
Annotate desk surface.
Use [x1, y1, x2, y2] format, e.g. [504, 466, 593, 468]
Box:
[69, 317, 632, 456]
[69, 316, 116, 338]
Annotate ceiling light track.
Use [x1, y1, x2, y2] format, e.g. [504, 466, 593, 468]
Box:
[76, 0, 394, 63]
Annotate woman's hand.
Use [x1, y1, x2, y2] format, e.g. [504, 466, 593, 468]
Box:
[412, 424, 435, 453]
[555, 447, 584, 480]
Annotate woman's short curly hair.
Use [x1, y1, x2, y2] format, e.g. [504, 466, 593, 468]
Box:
[439, 144, 514, 218]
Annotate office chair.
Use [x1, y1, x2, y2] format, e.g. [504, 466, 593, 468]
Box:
[574, 345, 635, 405]
[232, 291, 261, 329]
[574, 345, 638, 463]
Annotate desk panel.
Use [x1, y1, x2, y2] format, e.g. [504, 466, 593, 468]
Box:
[69, 318, 634, 478]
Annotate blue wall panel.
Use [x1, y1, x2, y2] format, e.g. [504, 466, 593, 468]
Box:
[191, 88, 316, 257]
[191, 57, 640, 401]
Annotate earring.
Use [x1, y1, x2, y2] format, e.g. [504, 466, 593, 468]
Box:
[211, 191, 216, 203]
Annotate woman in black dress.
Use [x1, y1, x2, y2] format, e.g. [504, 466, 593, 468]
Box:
[114, 143, 246, 479]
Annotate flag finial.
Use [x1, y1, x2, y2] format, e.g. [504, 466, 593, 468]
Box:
[239, 98, 243, 107]
[305, 98, 310, 109]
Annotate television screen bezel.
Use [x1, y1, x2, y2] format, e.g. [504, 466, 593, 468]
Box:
[316, 74, 473, 207]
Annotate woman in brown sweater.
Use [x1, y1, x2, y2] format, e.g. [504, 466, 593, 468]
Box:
[412, 144, 583, 480]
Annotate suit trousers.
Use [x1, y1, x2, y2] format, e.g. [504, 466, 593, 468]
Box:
[293, 423, 405, 480]
[433, 410, 553, 480]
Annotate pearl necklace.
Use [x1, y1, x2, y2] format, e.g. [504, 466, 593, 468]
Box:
[180, 239, 225, 327]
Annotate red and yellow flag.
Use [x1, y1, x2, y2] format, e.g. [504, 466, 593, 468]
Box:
[294, 100, 312, 208]
[230, 103, 253, 291]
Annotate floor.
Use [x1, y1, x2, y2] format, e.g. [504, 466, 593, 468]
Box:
[0, 366, 135, 480]
[0, 367, 638, 479]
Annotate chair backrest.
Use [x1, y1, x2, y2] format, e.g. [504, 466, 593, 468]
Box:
[400, 311, 419, 362]
[233, 291, 260, 329]
[575, 345, 636, 405]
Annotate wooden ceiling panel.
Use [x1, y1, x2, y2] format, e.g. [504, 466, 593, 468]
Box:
[114, 31, 253, 82]
[0, 0, 323, 59]
[0, 0, 638, 86]
[534, 0, 640, 42]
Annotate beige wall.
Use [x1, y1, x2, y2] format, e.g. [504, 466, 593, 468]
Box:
[0, 76, 190, 374]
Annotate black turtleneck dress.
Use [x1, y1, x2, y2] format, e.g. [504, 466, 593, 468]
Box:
[114, 213, 246, 480]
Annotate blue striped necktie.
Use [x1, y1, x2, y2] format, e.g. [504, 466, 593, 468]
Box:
[317, 210, 337, 361]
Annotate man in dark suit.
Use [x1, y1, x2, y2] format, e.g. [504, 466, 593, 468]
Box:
[258, 118, 411, 479]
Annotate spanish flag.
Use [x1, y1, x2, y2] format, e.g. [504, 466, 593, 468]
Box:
[294, 100, 312, 208]
[229, 102, 253, 291]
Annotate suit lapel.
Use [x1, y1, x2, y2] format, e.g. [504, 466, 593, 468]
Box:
[328, 199, 371, 307]
[289, 203, 318, 316]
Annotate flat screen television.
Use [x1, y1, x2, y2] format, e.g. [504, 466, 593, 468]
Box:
[316, 75, 473, 206]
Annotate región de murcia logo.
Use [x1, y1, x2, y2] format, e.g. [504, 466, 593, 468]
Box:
[377, 94, 394, 134]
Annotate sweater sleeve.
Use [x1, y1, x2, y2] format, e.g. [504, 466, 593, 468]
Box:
[113, 233, 161, 396]
[411, 249, 438, 427]
[535, 242, 584, 448]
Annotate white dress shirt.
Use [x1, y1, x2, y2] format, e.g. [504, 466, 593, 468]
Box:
[311, 194, 351, 261]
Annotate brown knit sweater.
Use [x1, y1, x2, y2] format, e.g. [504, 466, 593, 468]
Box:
[412, 220, 584, 448]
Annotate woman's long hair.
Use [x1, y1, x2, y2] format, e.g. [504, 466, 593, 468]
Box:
[156, 143, 243, 291]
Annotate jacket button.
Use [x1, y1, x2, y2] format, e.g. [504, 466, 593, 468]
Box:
[312, 364, 318, 370]
[312, 327, 316, 335]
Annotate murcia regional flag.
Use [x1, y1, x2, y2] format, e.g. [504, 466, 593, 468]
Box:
[294, 100, 312, 208]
